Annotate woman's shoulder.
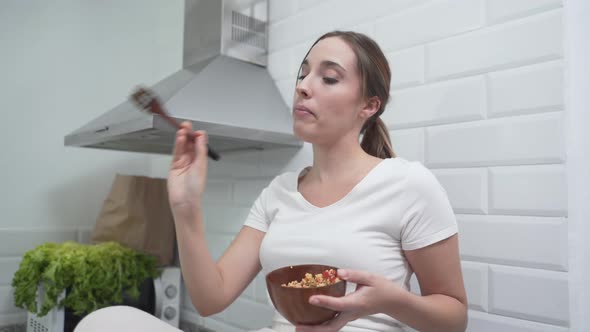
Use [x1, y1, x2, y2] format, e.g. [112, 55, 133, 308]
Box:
[383, 157, 442, 193]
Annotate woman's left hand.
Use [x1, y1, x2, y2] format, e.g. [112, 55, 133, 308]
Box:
[295, 269, 408, 332]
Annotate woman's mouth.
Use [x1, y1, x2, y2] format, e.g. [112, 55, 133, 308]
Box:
[293, 105, 315, 118]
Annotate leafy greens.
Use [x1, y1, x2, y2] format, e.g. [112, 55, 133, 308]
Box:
[12, 241, 160, 316]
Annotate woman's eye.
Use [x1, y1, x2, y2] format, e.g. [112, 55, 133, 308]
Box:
[323, 77, 338, 84]
[297, 75, 307, 81]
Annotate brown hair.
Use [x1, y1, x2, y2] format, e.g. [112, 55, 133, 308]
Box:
[298, 31, 395, 159]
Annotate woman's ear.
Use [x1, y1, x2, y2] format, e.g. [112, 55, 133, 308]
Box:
[360, 96, 381, 120]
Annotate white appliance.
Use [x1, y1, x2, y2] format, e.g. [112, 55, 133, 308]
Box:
[26, 267, 182, 332]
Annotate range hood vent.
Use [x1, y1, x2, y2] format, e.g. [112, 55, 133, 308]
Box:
[64, 0, 301, 156]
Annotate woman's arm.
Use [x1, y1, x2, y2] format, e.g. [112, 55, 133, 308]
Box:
[175, 209, 265, 316]
[168, 122, 266, 316]
[298, 234, 467, 332]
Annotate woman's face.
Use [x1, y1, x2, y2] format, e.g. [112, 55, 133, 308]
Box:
[292, 36, 373, 145]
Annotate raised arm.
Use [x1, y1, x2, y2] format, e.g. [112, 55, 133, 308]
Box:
[168, 122, 265, 316]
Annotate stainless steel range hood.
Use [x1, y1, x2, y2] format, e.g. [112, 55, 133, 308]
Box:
[64, 0, 301, 156]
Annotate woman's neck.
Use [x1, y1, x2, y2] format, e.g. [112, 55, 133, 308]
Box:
[308, 139, 380, 185]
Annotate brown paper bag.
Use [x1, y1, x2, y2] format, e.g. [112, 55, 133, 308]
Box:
[91, 174, 176, 266]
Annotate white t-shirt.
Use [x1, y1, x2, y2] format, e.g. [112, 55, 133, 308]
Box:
[244, 157, 458, 332]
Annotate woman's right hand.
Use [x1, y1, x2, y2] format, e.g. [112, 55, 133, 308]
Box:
[167, 121, 208, 213]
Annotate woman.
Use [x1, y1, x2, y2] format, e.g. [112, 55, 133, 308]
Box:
[76, 31, 467, 332]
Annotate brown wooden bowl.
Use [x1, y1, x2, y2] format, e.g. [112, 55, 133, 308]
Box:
[265, 264, 347, 326]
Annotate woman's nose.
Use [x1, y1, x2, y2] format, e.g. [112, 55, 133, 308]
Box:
[295, 83, 311, 98]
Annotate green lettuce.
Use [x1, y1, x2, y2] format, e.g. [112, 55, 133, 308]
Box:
[12, 241, 161, 316]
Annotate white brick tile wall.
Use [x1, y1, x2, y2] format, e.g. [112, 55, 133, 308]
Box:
[0, 229, 78, 257]
[0, 258, 20, 285]
[254, 273, 270, 304]
[267, 48, 293, 81]
[467, 310, 569, 332]
[268, 0, 297, 23]
[426, 112, 565, 167]
[0, 312, 27, 326]
[389, 128, 425, 163]
[347, 22, 376, 40]
[427, 10, 562, 81]
[488, 60, 564, 118]
[462, 261, 488, 312]
[275, 78, 295, 109]
[205, 234, 234, 261]
[384, 76, 486, 129]
[269, 0, 427, 52]
[432, 168, 487, 214]
[375, 0, 484, 52]
[489, 265, 569, 326]
[180, 308, 203, 327]
[233, 179, 271, 206]
[458, 215, 568, 271]
[386, 46, 425, 89]
[486, 0, 563, 24]
[77, 228, 93, 244]
[202, 206, 251, 234]
[489, 165, 567, 217]
[296, 0, 328, 12]
[202, 181, 233, 204]
[225, 298, 274, 330]
[0, 287, 21, 314]
[203, 317, 246, 332]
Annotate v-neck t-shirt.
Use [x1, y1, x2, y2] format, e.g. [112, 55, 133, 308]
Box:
[243, 157, 458, 332]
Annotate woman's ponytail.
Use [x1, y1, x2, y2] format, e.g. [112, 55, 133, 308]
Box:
[361, 117, 395, 159]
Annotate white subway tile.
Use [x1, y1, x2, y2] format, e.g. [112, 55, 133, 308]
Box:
[462, 262, 488, 312]
[489, 61, 563, 117]
[296, 0, 328, 12]
[489, 265, 569, 326]
[428, 10, 563, 81]
[487, 0, 563, 24]
[467, 310, 569, 332]
[259, 145, 312, 174]
[242, 279, 256, 299]
[0, 287, 21, 314]
[180, 308, 204, 327]
[268, 48, 293, 81]
[207, 160, 262, 179]
[426, 112, 565, 167]
[275, 78, 295, 109]
[489, 165, 567, 217]
[458, 215, 568, 271]
[387, 46, 425, 89]
[77, 228, 93, 244]
[233, 179, 271, 206]
[225, 298, 275, 330]
[409, 274, 420, 295]
[431, 168, 487, 214]
[348, 22, 376, 40]
[204, 234, 234, 261]
[269, 0, 297, 23]
[255, 273, 270, 304]
[269, 0, 426, 52]
[148, 155, 172, 179]
[0, 312, 27, 326]
[203, 317, 246, 332]
[0, 229, 77, 257]
[385, 76, 485, 128]
[202, 181, 233, 203]
[291, 42, 312, 72]
[376, 0, 484, 51]
[0, 258, 20, 285]
[389, 128, 425, 163]
[202, 206, 252, 234]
